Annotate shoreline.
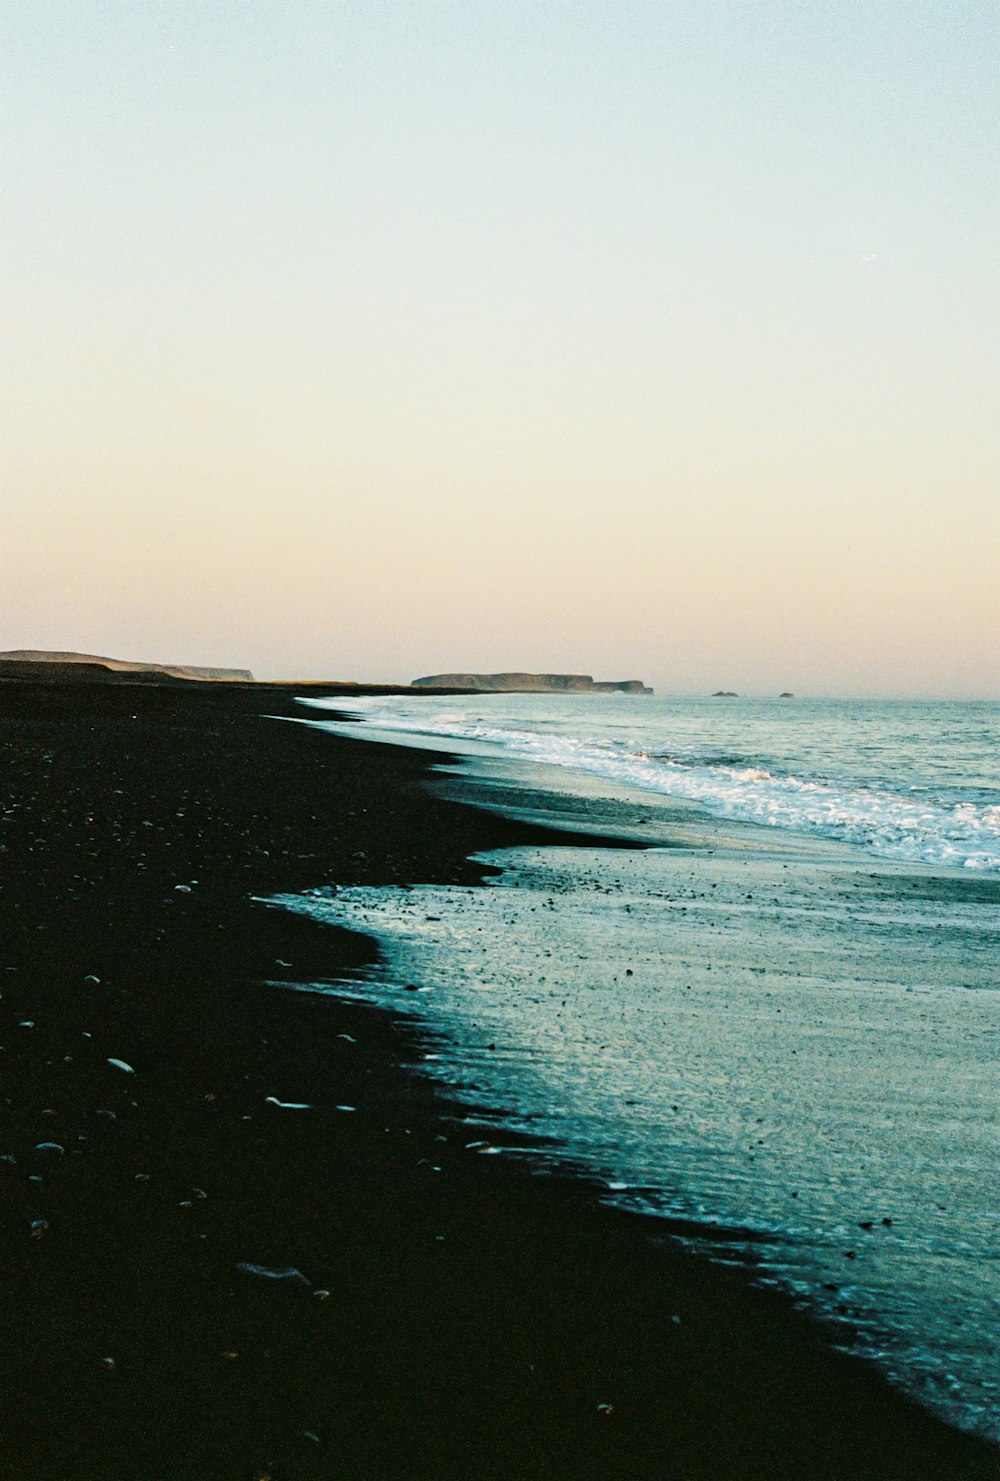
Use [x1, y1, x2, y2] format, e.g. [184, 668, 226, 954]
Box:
[1, 678, 996, 1479]
[275, 715, 1000, 1445]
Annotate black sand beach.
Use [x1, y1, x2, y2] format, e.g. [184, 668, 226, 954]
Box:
[1, 678, 997, 1480]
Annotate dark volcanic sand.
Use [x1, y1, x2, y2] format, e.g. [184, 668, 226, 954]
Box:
[1, 679, 996, 1481]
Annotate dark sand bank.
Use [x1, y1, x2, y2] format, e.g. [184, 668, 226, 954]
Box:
[1, 679, 996, 1480]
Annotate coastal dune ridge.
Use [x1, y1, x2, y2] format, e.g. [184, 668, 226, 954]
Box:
[1, 666, 997, 1479]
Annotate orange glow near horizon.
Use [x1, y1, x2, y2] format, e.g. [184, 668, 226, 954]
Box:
[3, 3, 998, 698]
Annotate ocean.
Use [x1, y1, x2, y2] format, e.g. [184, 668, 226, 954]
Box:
[272, 694, 1000, 1443]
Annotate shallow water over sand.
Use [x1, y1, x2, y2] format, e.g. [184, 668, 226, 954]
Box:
[273, 792, 1000, 1443]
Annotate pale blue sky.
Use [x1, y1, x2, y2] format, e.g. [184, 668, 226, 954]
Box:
[3, 1, 998, 694]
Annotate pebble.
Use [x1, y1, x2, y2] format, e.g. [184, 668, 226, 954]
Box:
[235, 1263, 310, 1285]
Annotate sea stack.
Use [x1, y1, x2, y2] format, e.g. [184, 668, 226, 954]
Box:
[411, 673, 653, 695]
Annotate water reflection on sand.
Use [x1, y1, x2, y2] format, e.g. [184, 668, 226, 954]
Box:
[272, 785, 1000, 1443]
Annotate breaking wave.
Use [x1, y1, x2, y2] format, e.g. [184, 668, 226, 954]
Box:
[299, 696, 1000, 874]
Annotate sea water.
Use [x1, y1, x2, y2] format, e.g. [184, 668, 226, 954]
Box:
[301, 693, 1000, 875]
[274, 695, 1000, 1441]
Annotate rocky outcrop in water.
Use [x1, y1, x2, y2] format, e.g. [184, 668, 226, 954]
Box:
[411, 673, 653, 695]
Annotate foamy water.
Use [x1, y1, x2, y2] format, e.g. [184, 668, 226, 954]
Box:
[300, 694, 1000, 873]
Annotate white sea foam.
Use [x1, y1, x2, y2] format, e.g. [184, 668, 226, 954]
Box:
[300, 695, 1000, 874]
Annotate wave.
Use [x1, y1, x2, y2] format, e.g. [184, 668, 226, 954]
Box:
[300, 699, 1000, 874]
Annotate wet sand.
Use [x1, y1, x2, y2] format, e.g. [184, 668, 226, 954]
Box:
[1, 677, 997, 1480]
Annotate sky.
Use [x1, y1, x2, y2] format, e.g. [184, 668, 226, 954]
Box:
[2, 1, 998, 697]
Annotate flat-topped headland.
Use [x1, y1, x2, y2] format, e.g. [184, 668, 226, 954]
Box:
[1, 673, 994, 1479]
[412, 671, 653, 694]
[0, 648, 256, 682]
[0, 654, 654, 697]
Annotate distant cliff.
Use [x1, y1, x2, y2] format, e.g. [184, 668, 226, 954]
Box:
[0, 651, 254, 682]
[411, 673, 653, 695]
